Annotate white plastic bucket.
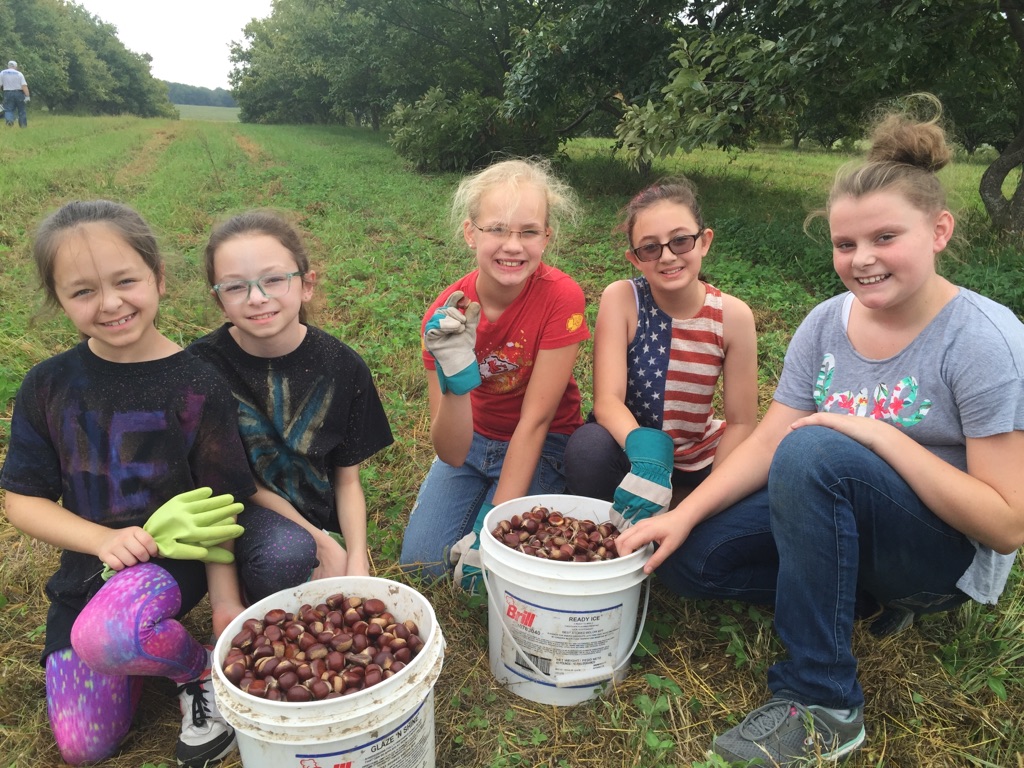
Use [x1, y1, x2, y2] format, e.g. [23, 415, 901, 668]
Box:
[212, 576, 445, 768]
[480, 494, 652, 706]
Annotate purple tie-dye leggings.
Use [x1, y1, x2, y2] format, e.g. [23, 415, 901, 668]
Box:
[46, 562, 207, 765]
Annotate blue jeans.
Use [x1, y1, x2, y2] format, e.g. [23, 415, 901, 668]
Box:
[400, 431, 570, 579]
[3, 90, 27, 127]
[657, 426, 974, 709]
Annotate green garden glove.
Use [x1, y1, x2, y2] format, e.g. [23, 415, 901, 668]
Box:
[101, 488, 244, 580]
[424, 290, 482, 395]
[612, 428, 674, 523]
[451, 501, 494, 593]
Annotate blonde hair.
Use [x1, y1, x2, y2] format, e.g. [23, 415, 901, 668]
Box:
[450, 157, 580, 246]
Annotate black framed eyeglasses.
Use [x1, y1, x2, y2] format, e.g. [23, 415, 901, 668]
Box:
[212, 271, 305, 304]
[631, 231, 704, 262]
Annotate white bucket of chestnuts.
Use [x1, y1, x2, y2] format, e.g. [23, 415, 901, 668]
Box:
[479, 494, 653, 707]
[212, 575, 445, 767]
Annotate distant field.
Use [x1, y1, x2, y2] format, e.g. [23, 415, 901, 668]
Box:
[174, 104, 239, 121]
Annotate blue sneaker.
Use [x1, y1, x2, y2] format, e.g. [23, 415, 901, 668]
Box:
[711, 697, 865, 766]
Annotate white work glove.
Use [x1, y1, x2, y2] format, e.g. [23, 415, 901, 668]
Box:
[424, 290, 482, 395]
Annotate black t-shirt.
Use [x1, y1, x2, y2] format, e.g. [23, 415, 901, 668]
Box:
[188, 325, 393, 532]
[0, 342, 256, 657]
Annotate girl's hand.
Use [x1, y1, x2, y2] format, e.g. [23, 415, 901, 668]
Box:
[790, 411, 890, 452]
[310, 532, 349, 581]
[614, 511, 692, 574]
[98, 526, 158, 573]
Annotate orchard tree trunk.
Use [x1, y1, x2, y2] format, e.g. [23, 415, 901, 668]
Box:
[979, 126, 1024, 234]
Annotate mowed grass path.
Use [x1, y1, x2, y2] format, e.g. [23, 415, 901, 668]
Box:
[0, 114, 1021, 767]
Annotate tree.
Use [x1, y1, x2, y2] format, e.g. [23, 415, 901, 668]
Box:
[615, 0, 1024, 233]
[1, 0, 174, 118]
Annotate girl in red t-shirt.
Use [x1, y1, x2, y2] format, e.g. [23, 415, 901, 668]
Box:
[400, 158, 590, 587]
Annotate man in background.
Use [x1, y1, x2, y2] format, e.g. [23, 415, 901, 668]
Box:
[1, 61, 30, 128]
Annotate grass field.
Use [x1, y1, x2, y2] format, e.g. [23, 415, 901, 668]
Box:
[0, 113, 1022, 767]
[174, 104, 240, 122]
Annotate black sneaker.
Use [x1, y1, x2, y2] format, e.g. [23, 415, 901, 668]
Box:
[711, 697, 865, 766]
[175, 649, 235, 767]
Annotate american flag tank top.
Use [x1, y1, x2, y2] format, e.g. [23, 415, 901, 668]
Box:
[625, 277, 726, 471]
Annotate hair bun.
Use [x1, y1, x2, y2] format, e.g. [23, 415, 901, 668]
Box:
[866, 96, 951, 173]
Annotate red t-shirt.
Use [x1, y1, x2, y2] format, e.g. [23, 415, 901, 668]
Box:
[422, 264, 590, 441]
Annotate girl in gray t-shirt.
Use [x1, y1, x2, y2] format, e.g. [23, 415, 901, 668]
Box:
[613, 97, 1024, 766]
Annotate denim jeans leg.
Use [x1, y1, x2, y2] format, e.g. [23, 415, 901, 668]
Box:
[401, 431, 572, 579]
[400, 435, 495, 579]
[766, 426, 975, 709]
[526, 431, 571, 495]
[2, 92, 14, 125]
[654, 487, 778, 603]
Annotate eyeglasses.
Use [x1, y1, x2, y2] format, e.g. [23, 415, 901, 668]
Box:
[472, 222, 547, 243]
[212, 271, 304, 304]
[631, 231, 705, 262]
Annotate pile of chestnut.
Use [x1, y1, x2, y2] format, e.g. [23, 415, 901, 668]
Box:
[222, 593, 424, 701]
[491, 505, 622, 561]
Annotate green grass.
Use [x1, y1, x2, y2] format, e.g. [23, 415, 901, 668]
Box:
[174, 104, 241, 122]
[0, 116, 1022, 767]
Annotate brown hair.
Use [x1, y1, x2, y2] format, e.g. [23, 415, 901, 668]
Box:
[33, 199, 164, 311]
[620, 176, 705, 245]
[819, 93, 951, 223]
[204, 209, 314, 324]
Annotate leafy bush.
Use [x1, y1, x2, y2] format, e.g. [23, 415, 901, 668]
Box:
[387, 88, 559, 172]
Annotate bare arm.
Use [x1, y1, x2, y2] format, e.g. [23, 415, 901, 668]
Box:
[493, 343, 581, 504]
[616, 400, 811, 571]
[792, 412, 1024, 553]
[334, 464, 370, 576]
[591, 281, 642, 447]
[4, 491, 157, 570]
[426, 369, 475, 466]
[713, 293, 760, 466]
[207, 558, 244, 639]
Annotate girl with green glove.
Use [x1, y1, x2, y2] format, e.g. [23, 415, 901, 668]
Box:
[563, 177, 759, 522]
[0, 201, 253, 766]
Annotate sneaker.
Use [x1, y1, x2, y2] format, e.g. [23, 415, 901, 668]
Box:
[175, 648, 236, 767]
[711, 697, 865, 766]
[869, 605, 915, 638]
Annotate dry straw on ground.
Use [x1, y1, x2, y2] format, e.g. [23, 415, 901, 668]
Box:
[1, 509, 1021, 767]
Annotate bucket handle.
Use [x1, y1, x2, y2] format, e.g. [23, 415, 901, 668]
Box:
[481, 564, 652, 689]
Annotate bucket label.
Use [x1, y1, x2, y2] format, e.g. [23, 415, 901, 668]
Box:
[500, 591, 623, 683]
[287, 692, 435, 768]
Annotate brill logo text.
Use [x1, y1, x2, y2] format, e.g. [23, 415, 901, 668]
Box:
[506, 601, 536, 628]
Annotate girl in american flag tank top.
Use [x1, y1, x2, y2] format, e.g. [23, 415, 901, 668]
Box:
[564, 177, 759, 522]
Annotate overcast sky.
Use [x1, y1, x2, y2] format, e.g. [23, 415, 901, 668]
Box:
[74, 0, 274, 90]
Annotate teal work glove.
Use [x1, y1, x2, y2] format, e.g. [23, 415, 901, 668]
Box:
[612, 428, 674, 523]
[101, 488, 245, 580]
[451, 501, 494, 593]
[424, 290, 482, 395]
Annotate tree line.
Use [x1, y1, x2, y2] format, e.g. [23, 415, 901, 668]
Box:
[165, 82, 236, 108]
[229, 0, 1024, 233]
[1, 0, 174, 118]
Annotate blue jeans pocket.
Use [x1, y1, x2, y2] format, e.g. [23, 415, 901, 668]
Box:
[533, 450, 567, 494]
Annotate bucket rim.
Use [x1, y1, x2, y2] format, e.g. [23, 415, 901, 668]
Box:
[482, 494, 653, 576]
[213, 575, 442, 713]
